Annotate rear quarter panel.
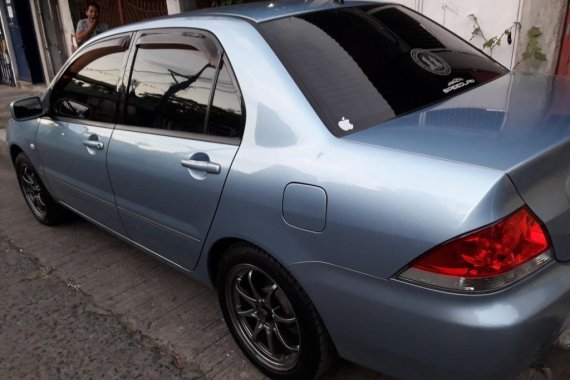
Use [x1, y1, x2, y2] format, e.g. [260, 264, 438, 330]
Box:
[190, 18, 525, 283]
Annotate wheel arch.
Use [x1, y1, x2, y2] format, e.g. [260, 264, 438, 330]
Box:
[9, 144, 24, 167]
[207, 237, 297, 291]
[208, 237, 292, 290]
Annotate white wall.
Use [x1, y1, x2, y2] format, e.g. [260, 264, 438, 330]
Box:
[391, 0, 523, 68]
[58, 0, 76, 57]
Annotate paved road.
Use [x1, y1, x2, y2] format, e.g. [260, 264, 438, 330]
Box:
[0, 84, 565, 380]
[0, 236, 202, 380]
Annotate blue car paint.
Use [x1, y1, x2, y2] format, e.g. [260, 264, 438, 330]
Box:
[7, 2, 570, 380]
[107, 130, 239, 270]
[35, 119, 127, 234]
[345, 72, 570, 263]
[291, 257, 569, 380]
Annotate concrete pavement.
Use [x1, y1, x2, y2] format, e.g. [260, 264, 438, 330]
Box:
[0, 83, 563, 380]
[0, 236, 203, 380]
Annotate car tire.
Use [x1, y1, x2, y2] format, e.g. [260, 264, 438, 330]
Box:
[15, 153, 68, 226]
[217, 242, 336, 380]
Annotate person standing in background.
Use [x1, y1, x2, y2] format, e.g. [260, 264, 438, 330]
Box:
[75, 1, 109, 47]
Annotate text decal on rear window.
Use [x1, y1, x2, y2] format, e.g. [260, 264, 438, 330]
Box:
[443, 78, 476, 94]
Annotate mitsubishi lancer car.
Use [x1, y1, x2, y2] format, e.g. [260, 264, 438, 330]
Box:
[7, 1, 570, 379]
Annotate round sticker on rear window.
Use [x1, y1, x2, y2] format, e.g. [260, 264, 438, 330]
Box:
[410, 49, 451, 76]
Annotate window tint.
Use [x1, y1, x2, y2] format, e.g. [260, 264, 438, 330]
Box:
[260, 5, 508, 136]
[51, 36, 129, 123]
[125, 43, 217, 134]
[207, 62, 243, 138]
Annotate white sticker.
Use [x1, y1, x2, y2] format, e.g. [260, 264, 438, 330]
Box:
[338, 117, 354, 132]
[442, 77, 475, 94]
[410, 49, 451, 76]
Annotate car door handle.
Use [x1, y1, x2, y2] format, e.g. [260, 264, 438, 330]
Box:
[180, 159, 221, 174]
[83, 140, 104, 150]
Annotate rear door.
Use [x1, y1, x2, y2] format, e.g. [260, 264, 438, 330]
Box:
[37, 34, 131, 234]
[107, 28, 244, 270]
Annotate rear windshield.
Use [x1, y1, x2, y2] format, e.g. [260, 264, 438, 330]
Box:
[259, 4, 508, 136]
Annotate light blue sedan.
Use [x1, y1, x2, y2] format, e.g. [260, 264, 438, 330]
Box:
[7, 1, 570, 379]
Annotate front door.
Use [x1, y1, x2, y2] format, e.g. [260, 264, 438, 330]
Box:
[107, 29, 245, 270]
[37, 34, 131, 234]
[557, 2, 570, 76]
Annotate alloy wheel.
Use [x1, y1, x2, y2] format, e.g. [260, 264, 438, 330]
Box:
[226, 264, 301, 371]
[19, 163, 48, 219]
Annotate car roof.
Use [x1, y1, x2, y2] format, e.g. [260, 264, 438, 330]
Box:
[92, 1, 393, 41]
[182, 0, 384, 23]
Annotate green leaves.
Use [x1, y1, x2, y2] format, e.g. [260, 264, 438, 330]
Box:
[527, 26, 542, 38]
[483, 37, 497, 49]
[520, 26, 547, 63]
[469, 16, 521, 55]
[468, 13, 546, 65]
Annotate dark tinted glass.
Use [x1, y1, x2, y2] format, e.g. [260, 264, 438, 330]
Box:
[51, 37, 128, 123]
[260, 5, 508, 136]
[207, 62, 243, 137]
[125, 44, 217, 133]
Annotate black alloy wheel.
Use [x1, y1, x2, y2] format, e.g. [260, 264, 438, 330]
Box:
[15, 153, 67, 225]
[218, 243, 336, 380]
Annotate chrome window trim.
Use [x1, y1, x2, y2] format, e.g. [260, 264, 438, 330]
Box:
[113, 124, 241, 145]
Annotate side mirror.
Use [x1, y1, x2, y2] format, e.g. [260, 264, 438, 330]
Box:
[10, 97, 45, 121]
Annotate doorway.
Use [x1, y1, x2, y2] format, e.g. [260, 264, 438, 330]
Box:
[4, 0, 43, 83]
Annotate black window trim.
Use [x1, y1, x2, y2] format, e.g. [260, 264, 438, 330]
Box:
[116, 27, 246, 144]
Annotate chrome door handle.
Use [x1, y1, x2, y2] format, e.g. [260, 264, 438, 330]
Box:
[83, 140, 104, 150]
[180, 159, 221, 174]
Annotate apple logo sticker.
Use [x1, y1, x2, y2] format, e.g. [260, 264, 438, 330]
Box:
[338, 117, 354, 132]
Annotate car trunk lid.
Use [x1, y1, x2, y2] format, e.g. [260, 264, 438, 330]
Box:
[343, 72, 570, 260]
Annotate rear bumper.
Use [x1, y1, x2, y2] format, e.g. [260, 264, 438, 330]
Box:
[289, 260, 570, 380]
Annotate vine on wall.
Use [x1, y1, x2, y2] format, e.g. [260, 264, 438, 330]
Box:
[468, 14, 546, 66]
[468, 14, 519, 56]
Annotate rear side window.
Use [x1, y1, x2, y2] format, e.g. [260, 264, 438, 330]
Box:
[260, 5, 508, 136]
[207, 62, 243, 137]
[124, 30, 244, 138]
[125, 43, 217, 133]
[50, 35, 130, 123]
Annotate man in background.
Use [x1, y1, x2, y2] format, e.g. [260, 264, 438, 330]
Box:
[75, 1, 109, 46]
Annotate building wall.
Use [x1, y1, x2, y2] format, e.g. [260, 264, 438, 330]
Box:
[24, 0, 570, 84]
[392, 0, 523, 68]
[515, 0, 567, 74]
[57, 0, 75, 57]
[390, 0, 567, 73]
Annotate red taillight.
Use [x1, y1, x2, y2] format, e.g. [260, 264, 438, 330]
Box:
[398, 207, 553, 292]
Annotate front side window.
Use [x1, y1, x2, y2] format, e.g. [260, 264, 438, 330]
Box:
[260, 5, 508, 136]
[50, 36, 129, 123]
